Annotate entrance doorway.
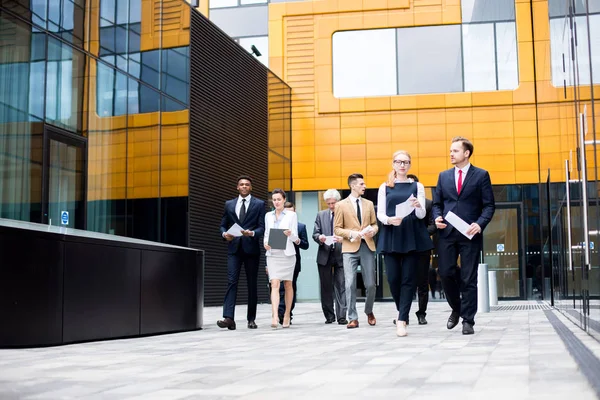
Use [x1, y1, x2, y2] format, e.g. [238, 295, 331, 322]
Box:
[41, 126, 86, 230]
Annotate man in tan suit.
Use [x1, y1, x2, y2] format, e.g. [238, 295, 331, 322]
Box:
[334, 173, 379, 329]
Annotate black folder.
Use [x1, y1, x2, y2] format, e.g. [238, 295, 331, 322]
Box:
[268, 228, 287, 250]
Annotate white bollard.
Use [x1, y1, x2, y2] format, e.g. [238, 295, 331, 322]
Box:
[477, 263, 490, 313]
[488, 270, 498, 306]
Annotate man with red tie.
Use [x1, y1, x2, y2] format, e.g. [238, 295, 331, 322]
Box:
[432, 137, 495, 335]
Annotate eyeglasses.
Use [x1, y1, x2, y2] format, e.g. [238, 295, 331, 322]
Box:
[393, 160, 411, 166]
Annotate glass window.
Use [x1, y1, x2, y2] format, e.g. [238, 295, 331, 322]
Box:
[332, 29, 398, 98]
[241, 0, 267, 4]
[397, 25, 463, 95]
[548, 0, 600, 18]
[461, 0, 515, 23]
[463, 23, 496, 91]
[96, 62, 130, 117]
[239, 36, 269, 67]
[496, 22, 519, 90]
[210, 0, 238, 8]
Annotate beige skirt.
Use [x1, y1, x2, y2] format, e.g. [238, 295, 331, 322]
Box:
[267, 251, 296, 281]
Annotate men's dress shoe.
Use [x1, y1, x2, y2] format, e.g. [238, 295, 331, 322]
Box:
[325, 319, 335, 324]
[417, 315, 428, 325]
[217, 318, 236, 330]
[462, 322, 474, 335]
[367, 313, 376, 326]
[247, 321, 258, 329]
[447, 311, 460, 330]
[338, 318, 348, 325]
[396, 320, 407, 337]
[347, 320, 359, 329]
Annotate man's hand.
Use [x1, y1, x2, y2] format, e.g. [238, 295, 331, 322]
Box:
[223, 233, 234, 241]
[364, 229, 375, 238]
[264, 244, 271, 251]
[466, 223, 481, 236]
[241, 230, 253, 237]
[435, 216, 447, 229]
[388, 217, 402, 226]
[319, 234, 327, 243]
[333, 235, 343, 243]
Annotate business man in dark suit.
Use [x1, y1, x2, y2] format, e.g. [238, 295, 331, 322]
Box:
[218, 176, 266, 330]
[433, 137, 495, 335]
[407, 174, 437, 326]
[277, 202, 309, 324]
[313, 189, 347, 325]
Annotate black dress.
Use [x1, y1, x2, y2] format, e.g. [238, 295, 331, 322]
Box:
[377, 182, 433, 254]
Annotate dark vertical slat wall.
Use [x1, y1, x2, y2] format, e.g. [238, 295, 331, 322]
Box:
[189, 11, 270, 307]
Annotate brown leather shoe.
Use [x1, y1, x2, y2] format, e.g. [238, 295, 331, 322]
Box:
[367, 313, 376, 326]
[347, 320, 359, 329]
[217, 317, 236, 330]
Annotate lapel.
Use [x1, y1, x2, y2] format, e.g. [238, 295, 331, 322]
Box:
[349, 197, 363, 228]
[459, 165, 477, 197]
[324, 210, 332, 236]
[447, 169, 459, 198]
[230, 198, 241, 224]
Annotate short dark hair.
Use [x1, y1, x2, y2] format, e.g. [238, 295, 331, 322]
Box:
[452, 137, 474, 158]
[406, 174, 419, 182]
[284, 201, 295, 209]
[237, 175, 253, 185]
[347, 173, 364, 188]
[271, 188, 286, 199]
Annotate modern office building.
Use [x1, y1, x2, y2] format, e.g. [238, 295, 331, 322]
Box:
[0, 0, 291, 308]
[257, 0, 598, 339]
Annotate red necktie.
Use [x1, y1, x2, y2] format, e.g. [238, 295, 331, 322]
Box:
[457, 170, 463, 195]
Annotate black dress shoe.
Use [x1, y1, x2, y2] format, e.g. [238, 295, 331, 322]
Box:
[247, 320, 258, 329]
[337, 318, 348, 325]
[417, 315, 427, 325]
[447, 311, 460, 330]
[325, 319, 335, 324]
[217, 317, 236, 330]
[462, 322, 474, 335]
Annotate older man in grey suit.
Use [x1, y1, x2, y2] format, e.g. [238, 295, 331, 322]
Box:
[313, 189, 347, 324]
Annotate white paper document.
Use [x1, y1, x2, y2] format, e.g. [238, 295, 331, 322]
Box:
[226, 223, 245, 237]
[395, 194, 416, 218]
[324, 236, 336, 246]
[444, 211, 474, 240]
[351, 226, 374, 242]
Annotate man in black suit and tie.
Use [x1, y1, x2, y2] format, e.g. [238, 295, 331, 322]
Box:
[433, 137, 495, 335]
[218, 176, 266, 330]
[406, 174, 437, 326]
[277, 202, 309, 324]
[313, 189, 347, 325]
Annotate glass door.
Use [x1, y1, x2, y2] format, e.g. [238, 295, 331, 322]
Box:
[482, 204, 523, 299]
[42, 127, 86, 229]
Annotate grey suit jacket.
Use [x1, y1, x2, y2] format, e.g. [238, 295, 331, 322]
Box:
[312, 209, 343, 267]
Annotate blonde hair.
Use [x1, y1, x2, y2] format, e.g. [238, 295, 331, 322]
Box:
[387, 150, 411, 188]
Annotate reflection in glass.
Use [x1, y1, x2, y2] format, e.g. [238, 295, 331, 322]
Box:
[333, 29, 397, 98]
[496, 22, 519, 90]
[463, 23, 496, 91]
[461, 0, 515, 23]
[397, 25, 463, 95]
[210, 0, 238, 8]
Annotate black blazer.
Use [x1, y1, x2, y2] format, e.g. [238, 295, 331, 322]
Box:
[424, 198, 436, 236]
[220, 196, 266, 255]
[432, 165, 495, 238]
[312, 209, 343, 266]
[294, 222, 310, 270]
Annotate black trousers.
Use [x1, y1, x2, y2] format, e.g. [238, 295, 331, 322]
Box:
[222, 249, 259, 322]
[317, 260, 346, 322]
[278, 262, 301, 320]
[415, 251, 431, 317]
[437, 229, 482, 325]
[385, 252, 419, 322]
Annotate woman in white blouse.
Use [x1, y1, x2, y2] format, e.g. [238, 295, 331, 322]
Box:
[376, 150, 433, 337]
[264, 189, 299, 329]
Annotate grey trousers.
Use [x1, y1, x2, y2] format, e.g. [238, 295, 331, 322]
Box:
[343, 241, 376, 322]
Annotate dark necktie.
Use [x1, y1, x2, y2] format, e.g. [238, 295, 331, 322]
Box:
[330, 212, 335, 250]
[239, 198, 246, 223]
[356, 198, 362, 225]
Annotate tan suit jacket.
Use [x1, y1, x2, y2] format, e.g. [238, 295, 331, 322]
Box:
[333, 197, 379, 253]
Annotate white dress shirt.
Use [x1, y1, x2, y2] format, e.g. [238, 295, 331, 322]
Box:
[377, 179, 427, 225]
[236, 194, 252, 218]
[455, 164, 471, 192]
[348, 194, 362, 222]
[264, 209, 299, 257]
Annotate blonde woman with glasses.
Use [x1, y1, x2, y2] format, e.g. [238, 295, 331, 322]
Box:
[376, 151, 433, 337]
